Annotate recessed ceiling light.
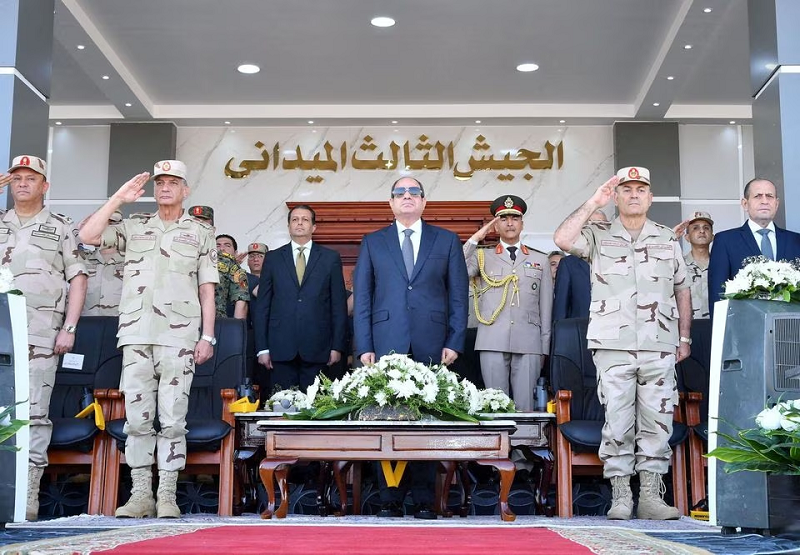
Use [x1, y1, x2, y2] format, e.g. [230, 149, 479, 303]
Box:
[311, 129, 317, 133]
[684, 44, 693, 50]
[76, 44, 85, 50]
[667, 75, 675, 80]
[371, 16, 395, 28]
[237, 64, 260, 74]
[55, 121, 62, 125]
[557, 128, 563, 132]
[703, 7, 713, 13]
[394, 129, 398, 132]
[124, 103, 132, 107]
[475, 120, 481, 124]
[391, 120, 398, 124]
[559, 120, 566, 123]
[308, 120, 314, 124]
[224, 121, 231, 125]
[102, 75, 110, 80]
[729, 120, 736, 124]
[653, 102, 660, 107]
[516, 63, 539, 72]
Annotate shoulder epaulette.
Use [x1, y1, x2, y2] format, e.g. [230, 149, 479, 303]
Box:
[524, 245, 546, 256]
[51, 212, 74, 225]
[129, 212, 152, 221]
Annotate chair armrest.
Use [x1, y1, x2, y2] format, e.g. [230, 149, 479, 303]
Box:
[220, 389, 237, 425]
[107, 389, 126, 419]
[556, 390, 572, 425]
[684, 392, 703, 427]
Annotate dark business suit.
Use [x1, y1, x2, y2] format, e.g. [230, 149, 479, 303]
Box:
[353, 220, 468, 506]
[552, 254, 591, 321]
[708, 221, 800, 318]
[253, 243, 347, 390]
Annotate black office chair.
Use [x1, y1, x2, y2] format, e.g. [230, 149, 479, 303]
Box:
[47, 316, 122, 515]
[550, 317, 690, 517]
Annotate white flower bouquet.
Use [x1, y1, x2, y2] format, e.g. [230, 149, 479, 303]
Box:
[723, 256, 800, 302]
[275, 353, 515, 422]
[0, 266, 22, 296]
[267, 389, 308, 412]
[708, 399, 800, 474]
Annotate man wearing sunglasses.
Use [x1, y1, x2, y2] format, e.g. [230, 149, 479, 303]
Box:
[353, 177, 469, 519]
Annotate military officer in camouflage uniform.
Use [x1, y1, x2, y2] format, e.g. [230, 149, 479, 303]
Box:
[554, 166, 692, 521]
[464, 195, 552, 411]
[673, 211, 713, 320]
[76, 210, 125, 316]
[79, 160, 218, 519]
[0, 155, 88, 520]
[187, 207, 249, 319]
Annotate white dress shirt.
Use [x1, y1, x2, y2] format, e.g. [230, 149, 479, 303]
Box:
[747, 220, 776, 258]
[291, 239, 313, 267]
[499, 240, 522, 260]
[396, 220, 422, 264]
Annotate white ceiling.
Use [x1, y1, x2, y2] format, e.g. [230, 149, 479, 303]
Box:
[48, 0, 754, 127]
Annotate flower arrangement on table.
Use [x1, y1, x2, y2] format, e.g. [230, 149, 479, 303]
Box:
[723, 256, 800, 303]
[0, 266, 23, 296]
[268, 353, 515, 422]
[707, 399, 800, 475]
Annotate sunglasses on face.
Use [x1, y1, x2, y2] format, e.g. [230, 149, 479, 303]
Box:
[392, 186, 423, 198]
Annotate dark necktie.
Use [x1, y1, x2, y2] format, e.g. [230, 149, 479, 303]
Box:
[757, 229, 774, 260]
[402, 229, 414, 278]
[507, 246, 517, 262]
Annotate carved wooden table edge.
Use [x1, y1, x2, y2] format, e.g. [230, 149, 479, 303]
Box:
[256, 420, 518, 522]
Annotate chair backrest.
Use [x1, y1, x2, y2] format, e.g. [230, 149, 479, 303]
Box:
[188, 317, 247, 420]
[51, 316, 122, 419]
[676, 318, 712, 421]
[550, 317, 604, 422]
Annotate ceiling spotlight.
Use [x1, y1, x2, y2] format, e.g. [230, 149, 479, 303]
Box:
[312, 129, 317, 133]
[124, 103, 132, 107]
[516, 63, 539, 72]
[729, 120, 736, 124]
[703, 7, 713, 13]
[653, 102, 660, 107]
[371, 16, 395, 28]
[102, 75, 110, 80]
[391, 120, 398, 124]
[308, 120, 314, 124]
[394, 129, 398, 132]
[224, 121, 231, 125]
[475, 120, 481, 124]
[237, 64, 260, 74]
[55, 121, 62, 125]
[667, 75, 675, 80]
[76, 44, 85, 50]
[559, 120, 566, 123]
[684, 44, 693, 50]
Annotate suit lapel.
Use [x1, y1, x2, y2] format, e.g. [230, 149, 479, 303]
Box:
[382, 224, 409, 280]
[304, 245, 322, 283]
[776, 226, 788, 260]
[281, 244, 301, 288]
[411, 222, 436, 281]
[739, 222, 761, 255]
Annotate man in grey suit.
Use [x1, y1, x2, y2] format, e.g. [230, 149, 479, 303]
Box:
[464, 195, 553, 411]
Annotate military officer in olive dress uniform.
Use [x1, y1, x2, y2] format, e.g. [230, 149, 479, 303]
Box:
[464, 195, 552, 411]
[80, 160, 219, 519]
[554, 166, 692, 521]
[1, 155, 88, 520]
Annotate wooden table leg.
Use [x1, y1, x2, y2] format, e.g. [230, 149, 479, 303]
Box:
[352, 462, 362, 515]
[437, 461, 455, 518]
[459, 462, 471, 517]
[477, 458, 517, 522]
[259, 458, 297, 519]
[333, 461, 350, 516]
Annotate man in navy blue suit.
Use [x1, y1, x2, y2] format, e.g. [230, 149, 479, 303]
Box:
[253, 205, 348, 391]
[708, 178, 800, 318]
[552, 209, 607, 321]
[353, 176, 468, 519]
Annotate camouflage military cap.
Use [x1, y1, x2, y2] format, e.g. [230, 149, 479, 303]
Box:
[189, 205, 214, 224]
[688, 211, 713, 227]
[8, 155, 47, 176]
[248, 242, 268, 255]
[490, 195, 527, 217]
[109, 210, 123, 224]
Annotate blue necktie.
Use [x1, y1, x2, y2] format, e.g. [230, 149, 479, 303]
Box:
[758, 228, 774, 260]
[402, 229, 414, 279]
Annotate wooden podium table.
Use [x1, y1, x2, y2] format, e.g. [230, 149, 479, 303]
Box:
[257, 419, 517, 521]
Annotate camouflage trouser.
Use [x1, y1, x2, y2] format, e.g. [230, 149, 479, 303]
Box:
[120, 344, 195, 471]
[29, 346, 59, 467]
[592, 349, 678, 477]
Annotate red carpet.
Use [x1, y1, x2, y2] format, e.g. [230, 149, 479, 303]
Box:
[95, 525, 593, 554]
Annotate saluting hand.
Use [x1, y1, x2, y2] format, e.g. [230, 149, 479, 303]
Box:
[0, 173, 13, 192]
[113, 172, 150, 204]
[590, 175, 619, 208]
[470, 217, 501, 244]
[672, 218, 692, 240]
